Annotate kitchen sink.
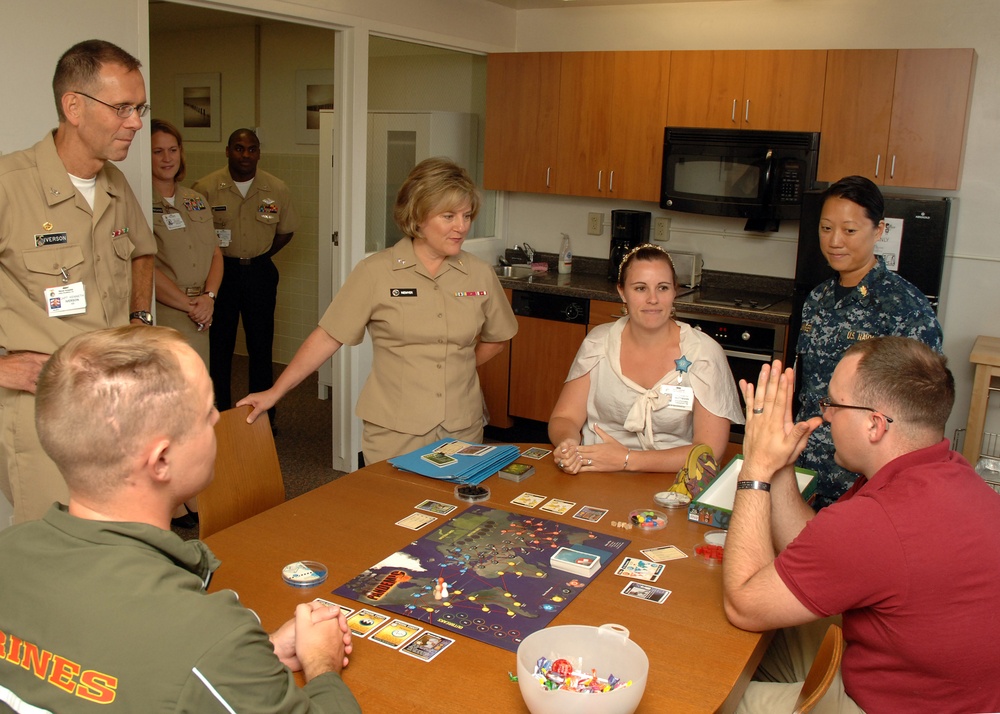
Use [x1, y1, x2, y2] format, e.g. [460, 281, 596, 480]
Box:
[494, 264, 535, 279]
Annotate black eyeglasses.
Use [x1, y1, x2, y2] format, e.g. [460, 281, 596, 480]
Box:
[73, 90, 150, 119]
[819, 397, 894, 424]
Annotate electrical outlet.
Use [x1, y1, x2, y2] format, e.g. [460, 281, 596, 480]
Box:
[654, 217, 671, 242]
[587, 212, 603, 236]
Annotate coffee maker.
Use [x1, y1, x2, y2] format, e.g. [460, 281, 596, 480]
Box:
[608, 210, 652, 281]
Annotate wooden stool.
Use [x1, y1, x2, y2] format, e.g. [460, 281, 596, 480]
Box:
[962, 335, 1000, 464]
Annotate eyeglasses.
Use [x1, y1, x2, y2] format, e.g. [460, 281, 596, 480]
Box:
[819, 397, 894, 425]
[73, 91, 150, 119]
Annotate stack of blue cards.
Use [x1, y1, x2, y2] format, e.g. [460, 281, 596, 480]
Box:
[388, 439, 521, 485]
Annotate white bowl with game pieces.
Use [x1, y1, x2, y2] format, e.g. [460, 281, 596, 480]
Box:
[516, 623, 648, 714]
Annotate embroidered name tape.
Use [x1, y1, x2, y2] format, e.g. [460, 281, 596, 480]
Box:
[391, 288, 417, 297]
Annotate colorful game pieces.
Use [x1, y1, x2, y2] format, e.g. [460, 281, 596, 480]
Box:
[629, 509, 667, 530]
[529, 655, 633, 694]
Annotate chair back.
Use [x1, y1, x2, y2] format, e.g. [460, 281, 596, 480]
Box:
[199, 406, 285, 539]
[793, 623, 845, 714]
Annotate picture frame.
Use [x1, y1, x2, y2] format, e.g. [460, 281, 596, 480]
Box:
[295, 69, 335, 145]
[175, 72, 220, 142]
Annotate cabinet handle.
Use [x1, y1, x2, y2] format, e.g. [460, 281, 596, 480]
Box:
[609, 170, 615, 193]
[546, 167, 551, 188]
[875, 154, 881, 178]
[597, 169, 603, 191]
[745, 99, 750, 123]
[890, 155, 896, 179]
[731, 99, 737, 123]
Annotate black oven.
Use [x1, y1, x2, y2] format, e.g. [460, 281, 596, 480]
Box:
[676, 310, 786, 440]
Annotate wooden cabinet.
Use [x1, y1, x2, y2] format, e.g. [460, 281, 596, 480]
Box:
[484, 53, 561, 193]
[818, 49, 974, 190]
[588, 299, 627, 329]
[554, 51, 671, 201]
[667, 50, 827, 132]
[509, 316, 586, 423]
[477, 289, 514, 429]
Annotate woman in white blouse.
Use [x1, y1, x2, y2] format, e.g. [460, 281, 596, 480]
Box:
[548, 244, 743, 474]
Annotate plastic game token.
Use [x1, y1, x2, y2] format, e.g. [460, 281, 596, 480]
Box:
[282, 560, 329, 587]
[693, 543, 724, 566]
[704, 530, 727, 547]
[654, 491, 691, 509]
[455, 484, 490, 503]
[628, 508, 667, 530]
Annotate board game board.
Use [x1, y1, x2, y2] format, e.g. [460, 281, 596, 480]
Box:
[332, 505, 630, 652]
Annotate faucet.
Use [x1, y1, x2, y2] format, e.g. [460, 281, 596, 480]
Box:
[522, 242, 536, 263]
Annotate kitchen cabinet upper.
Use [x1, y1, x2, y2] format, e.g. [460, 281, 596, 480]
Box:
[666, 50, 827, 132]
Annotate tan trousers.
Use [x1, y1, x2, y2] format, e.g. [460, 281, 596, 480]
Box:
[362, 420, 484, 465]
[737, 617, 866, 714]
[0, 388, 68, 523]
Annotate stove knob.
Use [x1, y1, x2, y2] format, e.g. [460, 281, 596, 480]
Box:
[564, 303, 582, 321]
[741, 331, 751, 342]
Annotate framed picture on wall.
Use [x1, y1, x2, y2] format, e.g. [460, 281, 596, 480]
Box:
[296, 69, 335, 145]
[175, 73, 221, 142]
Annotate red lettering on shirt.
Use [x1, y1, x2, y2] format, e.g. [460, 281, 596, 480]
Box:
[47, 655, 81, 693]
[78, 670, 118, 704]
[0, 627, 118, 703]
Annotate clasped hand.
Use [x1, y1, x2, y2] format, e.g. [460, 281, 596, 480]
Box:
[270, 601, 353, 678]
[554, 425, 627, 473]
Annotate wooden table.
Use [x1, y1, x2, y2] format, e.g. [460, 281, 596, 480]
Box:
[205, 447, 770, 713]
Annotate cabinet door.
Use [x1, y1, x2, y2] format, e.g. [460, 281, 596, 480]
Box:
[667, 50, 745, 129]
[817, 50, 897, 184]
[477, 289, 514, 429]
[608, 51, 672, 202]
[509, 317, 586, 423]
[885, 48, 974, 190]
[553, 52, 616, 197]
[484, 53, 561, 193]
[742, 50, 827, 131]
[588, 299, 628, 329]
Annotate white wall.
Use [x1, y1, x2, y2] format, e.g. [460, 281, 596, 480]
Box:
[505, 0, 1000, 448]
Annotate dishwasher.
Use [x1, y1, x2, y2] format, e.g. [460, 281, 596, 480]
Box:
[508, 290, 589, 423]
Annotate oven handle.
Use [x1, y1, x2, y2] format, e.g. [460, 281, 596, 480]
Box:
[723, 349, 773, 363]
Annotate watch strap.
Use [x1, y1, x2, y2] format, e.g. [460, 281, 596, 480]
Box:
[736, 480, 771, 492]
[129, 310, 153, 326]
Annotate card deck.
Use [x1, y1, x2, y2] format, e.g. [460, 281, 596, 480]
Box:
[510, 492, 546, 508]
[396, 512, 436, 530]
[421, 452, 458, 467]
[347, 608, 389, 637]
[370, 619, 423, 649]
[540, 498, 576, 515]
[640, 545, 689, 563]
[400, 631, 456, 662]
[615, 556, 665, 582]
[572, 505, 608, 523]
[415, 499, 457, 516]
[520, 447, 552, 459]
[620, 581, 671, 604]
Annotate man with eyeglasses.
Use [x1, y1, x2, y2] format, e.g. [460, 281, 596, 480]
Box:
[0, 39, 156, 523]
[193, 128, 298, 428]
[724, 337, 1000, 714]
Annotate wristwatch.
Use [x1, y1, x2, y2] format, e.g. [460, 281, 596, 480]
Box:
[206, 291, 216, 300]
[129, 310, 153, 326]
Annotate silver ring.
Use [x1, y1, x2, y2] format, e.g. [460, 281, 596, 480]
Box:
[753, 408, 764, 414]
[587, 459, 593, 466]
[558, 461, 564, 468]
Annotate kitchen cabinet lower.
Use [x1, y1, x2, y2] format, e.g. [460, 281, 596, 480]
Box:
[508, 316, 586, 423]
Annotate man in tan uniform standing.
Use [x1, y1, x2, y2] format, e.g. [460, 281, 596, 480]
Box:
[193, 129, 298, 425]
[0, 39, 156, 523]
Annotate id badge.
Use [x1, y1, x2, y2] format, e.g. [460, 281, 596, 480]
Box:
[215, 229, 232, 247]
[45, 282, 87, 317]
[162, 212, 186, 231]
[660, 384, 694, 411]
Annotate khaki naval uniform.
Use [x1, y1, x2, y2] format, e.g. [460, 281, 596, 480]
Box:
[320, 238, 517, 463]
[192, 167, 298, 412]
[152, 185, 217, 365]
[0, 133, 156, 521]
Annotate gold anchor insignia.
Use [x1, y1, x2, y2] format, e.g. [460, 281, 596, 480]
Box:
[43, 222, 53, 231]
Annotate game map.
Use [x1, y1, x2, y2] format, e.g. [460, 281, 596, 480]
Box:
[332, 505, 630, 652]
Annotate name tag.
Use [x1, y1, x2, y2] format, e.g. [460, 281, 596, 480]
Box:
[660, 384, 694, 411]
[163, 213, 186, 231]
[215, 229, 232, 247]
[45, 282, 87, 317]
[212, 205, 227, 212]
[34, 232, 68, 247]
[391, 288, 417, 297]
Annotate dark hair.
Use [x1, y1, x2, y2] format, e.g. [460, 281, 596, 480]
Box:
[845, 336, 953, 432]
[227, 128, 259, 147]
[616, 243, 676, 288]
[150, 118, 187, 182]
[821, 175, 884, 226]
[53, 40, 141, 121]
[394, 157, 480, 241]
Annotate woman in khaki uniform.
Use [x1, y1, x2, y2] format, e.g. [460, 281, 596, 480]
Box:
[238, 158, 517, 464]
[150, 119, 222, 366]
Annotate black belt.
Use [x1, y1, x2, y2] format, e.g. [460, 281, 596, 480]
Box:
[224, 254, 270, 266]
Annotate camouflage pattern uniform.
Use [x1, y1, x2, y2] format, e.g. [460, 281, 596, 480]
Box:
[796, 257, 942, 508]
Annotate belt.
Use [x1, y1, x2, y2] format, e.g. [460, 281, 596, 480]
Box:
[224, 254, 270, 266]
[184, 286, 204, 297]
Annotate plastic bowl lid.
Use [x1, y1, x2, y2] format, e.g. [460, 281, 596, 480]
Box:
[654, 491, 691, 509]
[282, 560, 329, 587]
[704, 530, 727, 547]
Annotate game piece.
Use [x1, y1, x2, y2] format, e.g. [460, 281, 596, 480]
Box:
[629, 508, 667, 530]
[455, 484, 490, 502]
[694, 542, 725, 565]
[281, 560, 328, 587]
[498, 462, 535, 482]
[527, 655, 634, 694]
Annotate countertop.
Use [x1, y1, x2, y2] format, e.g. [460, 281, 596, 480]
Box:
[496, 251, 795, 325]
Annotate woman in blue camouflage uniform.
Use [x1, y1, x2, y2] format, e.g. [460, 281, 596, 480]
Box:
[796, 176, 942, 508]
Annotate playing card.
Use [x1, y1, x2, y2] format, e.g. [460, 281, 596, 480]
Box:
[421, 452, 458, 468]
[511, 492, 546, 508]
[457, 444, 495, 456]
[400, 631, 456, 662]
[615, 556, 665, 582]
[370, 619, 423, 649]
[572, 505, 608, 523]
[641, 545, 689, 563]
[347, 608, 389, 637]
[433, 441, 470, 455]
[415, 499, 457, 515]
[521, 447, 552, 459]
[396, 512, 436, 530]
[540, 498, 576, 515]
[311, 598, 354, 617]
[620, 581, 671, 604]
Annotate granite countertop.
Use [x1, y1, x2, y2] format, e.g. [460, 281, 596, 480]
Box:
[496, 251, 796, 325]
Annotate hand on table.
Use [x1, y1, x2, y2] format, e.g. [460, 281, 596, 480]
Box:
[236, 390, 278, 424]
[554, 438, 582, 474]
[555, 426, 628, 473]
[271, 601, 352, 676]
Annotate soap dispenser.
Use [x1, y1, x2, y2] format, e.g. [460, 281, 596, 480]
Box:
[558, 233, 573, 275]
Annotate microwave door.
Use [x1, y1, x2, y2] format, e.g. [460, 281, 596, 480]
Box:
[745, 149, 779, 232]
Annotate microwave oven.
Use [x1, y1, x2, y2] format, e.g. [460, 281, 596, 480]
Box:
[660, 127, 820, 231]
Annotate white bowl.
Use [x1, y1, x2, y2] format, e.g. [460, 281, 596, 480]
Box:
[516, 623, 649, 714]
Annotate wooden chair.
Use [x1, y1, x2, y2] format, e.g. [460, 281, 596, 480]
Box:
[198, 406, 285, 540]
[793, 623, 845, 714]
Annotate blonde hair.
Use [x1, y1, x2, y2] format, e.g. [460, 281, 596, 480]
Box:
[35, 326, 199, 498]
[394, 157, 480, 240]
